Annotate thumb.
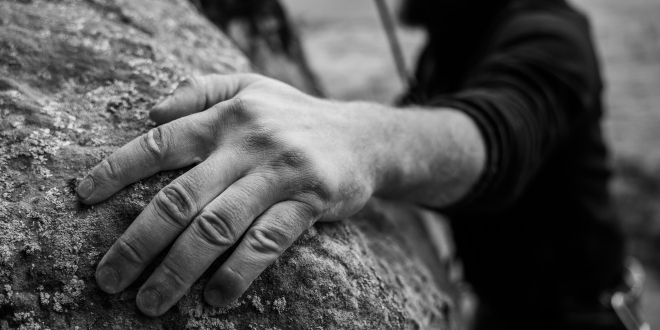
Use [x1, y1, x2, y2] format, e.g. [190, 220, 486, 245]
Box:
[149, 73, 263, 125]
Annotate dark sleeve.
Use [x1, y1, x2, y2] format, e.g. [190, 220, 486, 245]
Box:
[430, 6, 602, 214]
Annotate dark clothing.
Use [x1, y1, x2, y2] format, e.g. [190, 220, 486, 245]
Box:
[401, 0, 626, 326]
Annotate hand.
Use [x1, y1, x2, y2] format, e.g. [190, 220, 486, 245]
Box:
[77, 74, 381, 316]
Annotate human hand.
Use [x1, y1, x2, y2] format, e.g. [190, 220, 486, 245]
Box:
[77, 74, 381, 316]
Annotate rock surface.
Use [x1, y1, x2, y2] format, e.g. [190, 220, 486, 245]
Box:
[0, 0, 455, 329]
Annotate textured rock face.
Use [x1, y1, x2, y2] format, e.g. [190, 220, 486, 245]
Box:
[0, 0, 455, 329]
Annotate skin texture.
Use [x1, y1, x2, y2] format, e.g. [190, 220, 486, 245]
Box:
[76, 73, 486, 316]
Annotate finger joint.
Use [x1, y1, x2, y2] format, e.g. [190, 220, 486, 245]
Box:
[192, 210, 238, 248]
[153, 183, 197, 228]
[115, 236, 147, 265]
[139, 127, 165, 162]
[102, 157, 123, 183]
[245, 226, 290, 256]
[160, 261, 189, 288]
[225, 264, 248, 284]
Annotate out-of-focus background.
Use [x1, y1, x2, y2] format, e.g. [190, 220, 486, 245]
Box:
[280, 0, 660, 327]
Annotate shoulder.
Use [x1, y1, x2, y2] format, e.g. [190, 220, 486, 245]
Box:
[481, 0, 601, 94]
[491, 0, 593, 54]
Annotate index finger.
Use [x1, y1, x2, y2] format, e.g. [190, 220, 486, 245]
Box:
[76, 109, 217, 205]
[149, 74, 262, 125]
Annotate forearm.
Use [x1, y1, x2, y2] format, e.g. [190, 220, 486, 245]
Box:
[342, 101, 487, 208]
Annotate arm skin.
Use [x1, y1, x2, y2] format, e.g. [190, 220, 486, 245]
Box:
[77, 74, 485, 316]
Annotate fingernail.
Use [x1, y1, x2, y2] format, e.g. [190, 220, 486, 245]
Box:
[76, 176, 94, 200]
[137, 289, 162, 316]
[204, 289, 223, 307]
[96, 265, 119, 293]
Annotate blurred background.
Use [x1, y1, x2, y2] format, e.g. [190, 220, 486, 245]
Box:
[279, 0, 660, 327]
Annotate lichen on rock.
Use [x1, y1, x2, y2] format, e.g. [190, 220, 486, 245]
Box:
[0, 0, 457, 329]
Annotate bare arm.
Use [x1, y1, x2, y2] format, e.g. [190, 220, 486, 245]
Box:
[77, 74, 485, 316]
[350, 101, 486, 207]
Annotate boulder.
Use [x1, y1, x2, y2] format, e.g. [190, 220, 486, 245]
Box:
[0, 0, 457, 329]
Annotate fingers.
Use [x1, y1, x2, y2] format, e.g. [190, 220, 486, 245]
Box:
[94, 153, 244, 295]
[134, 174, 281, 316]
[77, 110, 217, 205]
[80, 74, 264, 204]
[204, 201, 317, 307]
[150, 74, 262, 125]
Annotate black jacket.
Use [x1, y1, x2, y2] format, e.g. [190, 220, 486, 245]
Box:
[401, 0, 625, 318]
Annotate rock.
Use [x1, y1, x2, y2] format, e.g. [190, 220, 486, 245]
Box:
[0, 0, 456, 329]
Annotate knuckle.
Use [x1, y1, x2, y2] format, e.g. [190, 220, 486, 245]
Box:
[275, 149, 309, 170]
[269, 151, 334, 209]
[101, 157, 123, 183]
[211, 97, 254, 128]
[192, 210, 238, 248]
[153, 183, 197, 227]
[247, 171, 280, 193]
[138, 127, 166, 161]
[176, 76, 209, 109]
[294, 199, 325, 222]
[115, 236, 147, 265]
[299, 176, 333, 203]
[286, 169, 333, 209]
[160, 261, 188, 288]
[267, 148, 314, 178]
[241, 130, 277, 152]
[227, 97, 249, 116]
[245, 226, 290, 256]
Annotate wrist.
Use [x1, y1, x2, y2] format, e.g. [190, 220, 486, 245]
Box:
[344, 103, 486, 208]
